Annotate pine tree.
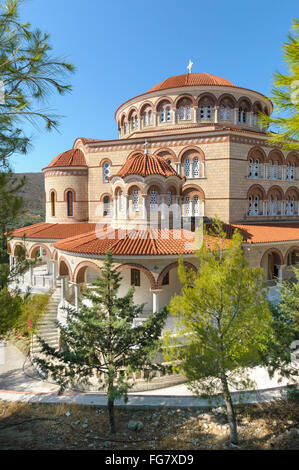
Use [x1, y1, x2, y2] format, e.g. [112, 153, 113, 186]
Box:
[260, 267, 299, 380]
[0, 0, 74, 336]
[163, 222, 272, 446]
[261, 19, 299, 150]
[35, 251, 167, 433]
[0, 0, 75, 168]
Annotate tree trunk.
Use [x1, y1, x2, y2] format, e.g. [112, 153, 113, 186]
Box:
[108, 397, 115, 433]
[220, 373, 238, 445]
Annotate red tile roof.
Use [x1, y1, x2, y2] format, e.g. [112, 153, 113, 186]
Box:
[233, 224, 299, 244]
[10, 223, 96, 240]
[148, 73, 236, 93]
[43, 149, 87, 170]
[54, 227, 197, 255]
[114, 152, 183, 179]
[9, 223, 299, 255]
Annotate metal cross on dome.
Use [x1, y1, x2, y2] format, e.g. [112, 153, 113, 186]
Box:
[187, 59, 194, 74]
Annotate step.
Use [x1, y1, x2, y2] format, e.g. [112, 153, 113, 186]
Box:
[36, 331, 59, 338]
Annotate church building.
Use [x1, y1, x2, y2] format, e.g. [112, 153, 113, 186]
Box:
[8, 69, 299, 321]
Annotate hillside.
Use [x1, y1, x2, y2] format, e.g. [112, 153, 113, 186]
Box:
[15, 172, 45, 228]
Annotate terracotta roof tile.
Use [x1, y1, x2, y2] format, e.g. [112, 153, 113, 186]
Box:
[147, 73, 236, 93]
[54, 227, 196, 256]
[232, 224, 299, 244]
[114, 152, 183, 179]
[10, 223, 96, 240]
[43, 149, 87, 170]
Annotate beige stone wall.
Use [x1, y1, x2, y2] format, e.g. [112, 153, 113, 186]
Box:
[243, 242, 299, 279]
[44, 169, 88, 224]
[115, 84, 271, 137]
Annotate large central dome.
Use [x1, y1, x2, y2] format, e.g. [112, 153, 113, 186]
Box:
[147, 73, 236, 93]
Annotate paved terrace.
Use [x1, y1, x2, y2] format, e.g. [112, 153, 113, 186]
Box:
[0, 342, 297, 408]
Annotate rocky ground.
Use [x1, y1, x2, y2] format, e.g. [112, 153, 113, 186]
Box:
[0, 399, 298, 450]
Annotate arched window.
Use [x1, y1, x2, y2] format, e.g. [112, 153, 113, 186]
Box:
[273, 161, 278, 180]
[200, 104, 212, 120]
[131, 269, 140, 286]
[167, 191, 172, 207]
[133, 189, 139, 211]
[269, 196, 278, 216]
[286, 197, 295, 216]
[249, 159, 254, 177]
[287, 250, 299, 266]
[193, 196, 200, 216]
[144, 110, 152, 127]
[249, 159, 260, 178]
[103, 196, 110, 216]
[119, 191, 124, 212]
[192, 157, 199, 178]
[67, 191, 74, 217]
[178, 100, 191, 120]
[184, 196, 191, 216]
[131, 114, 138, 130]
[220, 105, 231, 120]
[184, 158, 190, 178]
[149, 189, 158, 211]
[248, 196, 259, 216]
[50, 191, 55, 217]
[286, 163, 295, 180]
[159, 103, 171, 123]
[103, 161, 110, 183]
[238, 107, 246, 123]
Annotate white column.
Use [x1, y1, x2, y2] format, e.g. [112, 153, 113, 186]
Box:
[263, 163, 268, 179]
[214, 106, 219, 123]
[60, 277, 66, 302]
[50, 260, 57, 288]
[193, 108, 197, 123]
[124, 195, 128, 219]
[263, 201, 267, 216]
[278, 265, 286, 284]
[161, 197, 165, 220]
[189, 162, 193, 179]
[152, 291, 161, 313]
[234, 108, 237, 125]
[200, 200, 205, 217]
[249, 111, 253, 127]
[281, 166, 286, 180]
[201, 161, 205, 178]
[172, 109, 176, 124]
[29, 264, 33, 286]
[142, 195, 147, 221]
[9, 254, 13, 270]
[154, 112, 158, 126]
[176, 162, 181, 175]
[113, 198, 117, 219]
[280, 201, 285, 216]
[74, 284, 80, 310]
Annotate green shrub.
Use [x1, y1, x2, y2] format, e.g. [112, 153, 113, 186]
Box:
[15, 293, 50, 340]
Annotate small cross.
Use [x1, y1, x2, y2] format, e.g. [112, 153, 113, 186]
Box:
[187, 59, 194, 74]
[143, 140, 149, 155]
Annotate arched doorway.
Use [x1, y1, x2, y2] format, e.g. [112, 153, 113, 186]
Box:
[261, 249, 283, 281]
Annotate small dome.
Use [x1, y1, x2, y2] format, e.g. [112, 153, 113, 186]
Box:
[147, 73, 236, 93]
[43, 148, 87, 170]
[114, 152, 182, 179]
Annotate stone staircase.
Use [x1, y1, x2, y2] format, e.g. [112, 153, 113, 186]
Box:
[30, 290, 61, 356]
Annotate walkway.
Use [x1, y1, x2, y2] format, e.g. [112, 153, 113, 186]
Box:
[0, 342, 297, 408]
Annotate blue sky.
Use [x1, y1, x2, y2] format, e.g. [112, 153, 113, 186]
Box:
[11, 0, 298, 173]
